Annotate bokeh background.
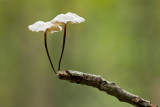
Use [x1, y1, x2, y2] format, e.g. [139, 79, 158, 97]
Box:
[0, 0, 160, 107]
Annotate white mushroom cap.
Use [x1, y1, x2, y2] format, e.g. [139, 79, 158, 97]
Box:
[28, 21, 62, 33]
[50, 12, 85, 25]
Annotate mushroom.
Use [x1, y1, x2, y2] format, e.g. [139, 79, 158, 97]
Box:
[28, 21, 62, 74]
[50, 12, 85, 71]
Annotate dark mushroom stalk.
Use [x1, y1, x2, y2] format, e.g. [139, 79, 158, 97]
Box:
[58, 24, 67, 71]
[28, 21, 62, 74]
[44, 31, 57, 74]
[50, 12, 85, 71]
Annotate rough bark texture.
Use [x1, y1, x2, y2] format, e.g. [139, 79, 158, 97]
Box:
[57, 70, 158, 107]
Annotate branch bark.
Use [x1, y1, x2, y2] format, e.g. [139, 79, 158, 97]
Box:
[57, 70, 158, 107]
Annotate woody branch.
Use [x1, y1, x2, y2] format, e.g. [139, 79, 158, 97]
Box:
[57, 70, 158, 107]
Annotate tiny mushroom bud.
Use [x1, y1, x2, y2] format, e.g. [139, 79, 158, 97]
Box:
[50, 12, 85, 71]
[28, 21, 62, 74]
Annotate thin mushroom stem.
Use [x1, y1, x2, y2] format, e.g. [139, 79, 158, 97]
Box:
[58, 24, 67, 71]
[44, 31, 57, 74]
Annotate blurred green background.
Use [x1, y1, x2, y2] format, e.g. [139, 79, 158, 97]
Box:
[0, 0, 160, 107]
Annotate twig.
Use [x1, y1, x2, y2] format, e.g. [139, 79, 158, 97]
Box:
[57, 70, 158, 107]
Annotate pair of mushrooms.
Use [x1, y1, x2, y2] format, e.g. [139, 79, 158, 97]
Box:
[28, 12, 85, 74]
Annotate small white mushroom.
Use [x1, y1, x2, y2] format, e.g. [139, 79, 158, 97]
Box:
[50, 12, 85, 25]
[28, 21, 62, 74]
[28, 21, 62, 33]
[50, 12, 85, 71]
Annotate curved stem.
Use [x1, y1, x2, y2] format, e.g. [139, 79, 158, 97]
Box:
[44, 31, 57, 74]
[58, 24, 67, 71]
